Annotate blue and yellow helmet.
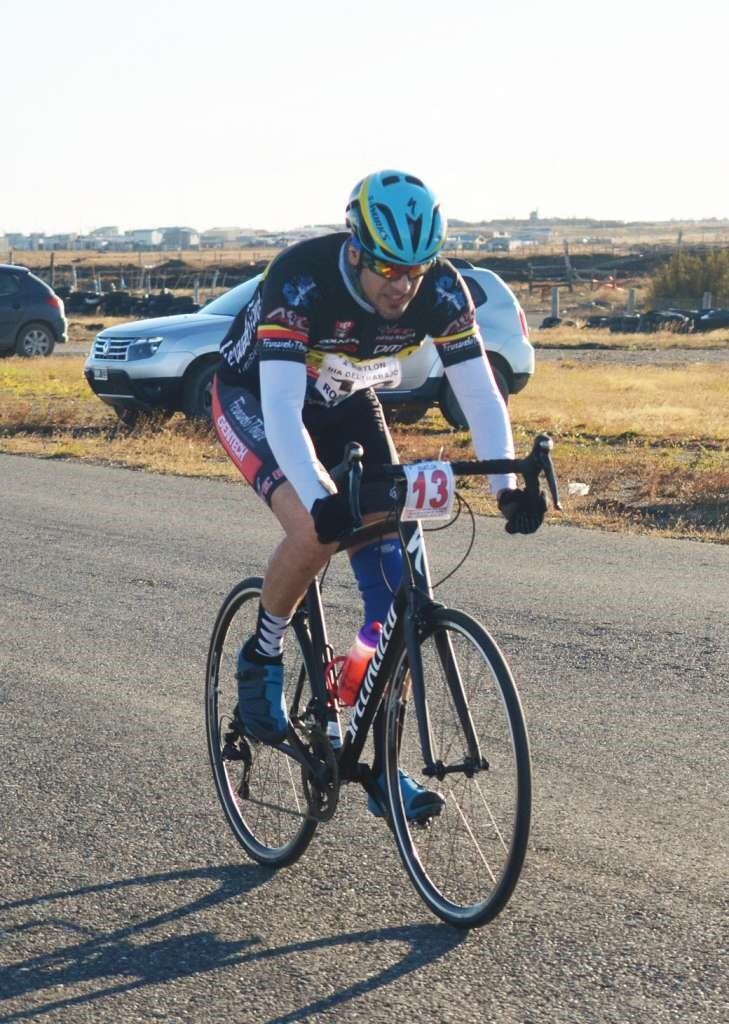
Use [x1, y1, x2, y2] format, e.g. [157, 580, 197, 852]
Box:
[345, 169, 447, 265]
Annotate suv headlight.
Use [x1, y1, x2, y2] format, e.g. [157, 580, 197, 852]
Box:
[127, 337, 165, 361]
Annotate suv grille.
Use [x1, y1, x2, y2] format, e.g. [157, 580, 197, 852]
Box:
[93, 338, 133, 360]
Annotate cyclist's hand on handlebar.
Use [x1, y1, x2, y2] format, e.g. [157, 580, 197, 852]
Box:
[311, 493, 355, 544]
[497, 487, 547, 535]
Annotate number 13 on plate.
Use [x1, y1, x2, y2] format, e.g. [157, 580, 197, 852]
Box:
[401, 461, 456, 522]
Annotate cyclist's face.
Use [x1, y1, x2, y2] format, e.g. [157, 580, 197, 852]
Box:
[350, 247, 425, 320]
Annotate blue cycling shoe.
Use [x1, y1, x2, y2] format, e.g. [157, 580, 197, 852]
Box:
[235, 646, 288, 745]
[368, 768, 445, 822]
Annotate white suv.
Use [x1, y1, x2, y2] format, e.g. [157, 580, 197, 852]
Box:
[84, 259, 533, 430]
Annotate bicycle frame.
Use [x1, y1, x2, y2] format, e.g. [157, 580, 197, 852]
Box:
[296, 518, 482, 795]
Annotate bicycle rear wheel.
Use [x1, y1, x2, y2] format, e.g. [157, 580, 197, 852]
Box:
[205, 577, 318, 867]
[384, 607, 531, 928]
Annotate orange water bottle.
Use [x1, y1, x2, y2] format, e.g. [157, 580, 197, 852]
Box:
[338, 622, 382, 706]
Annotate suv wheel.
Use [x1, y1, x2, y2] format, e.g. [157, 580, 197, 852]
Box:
[182, 361, 216, 420]
[16, 322, 55, 357]
[439, 368, 509, 430]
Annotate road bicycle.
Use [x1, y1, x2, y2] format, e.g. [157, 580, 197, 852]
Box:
[205, 434, 561, 929]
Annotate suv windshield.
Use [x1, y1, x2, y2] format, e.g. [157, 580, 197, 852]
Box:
[203, 276, 262, 316]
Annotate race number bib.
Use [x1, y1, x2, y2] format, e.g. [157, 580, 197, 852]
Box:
[311, 352, 402, 405]
[401, 461, 455, 522]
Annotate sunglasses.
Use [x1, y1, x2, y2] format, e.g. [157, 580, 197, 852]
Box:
[361, 251, 434, 281]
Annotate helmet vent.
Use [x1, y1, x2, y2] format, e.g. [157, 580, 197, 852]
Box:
[407, 215, 423, 251]
[382, 174, 401, 186]
[424, 204, 441, 251]
[405, 175, 424, 187]
[374, 203, 403, 249]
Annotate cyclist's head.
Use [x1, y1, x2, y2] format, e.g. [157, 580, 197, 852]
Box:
[345, 169, 447, 266]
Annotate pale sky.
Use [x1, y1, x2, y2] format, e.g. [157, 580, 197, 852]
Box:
[3, 0, 728, 234]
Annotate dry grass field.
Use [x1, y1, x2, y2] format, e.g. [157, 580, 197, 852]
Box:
[532, 324, 729, 350]
[1, 328, 727, 542]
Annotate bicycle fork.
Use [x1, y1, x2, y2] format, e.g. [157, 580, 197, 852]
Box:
[399, 520, 486, 778]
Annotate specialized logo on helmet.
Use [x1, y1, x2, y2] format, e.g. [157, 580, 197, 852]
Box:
[369, 198, 390, 243]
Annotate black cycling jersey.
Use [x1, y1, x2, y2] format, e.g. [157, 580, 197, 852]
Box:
[218, 232, 483, 406]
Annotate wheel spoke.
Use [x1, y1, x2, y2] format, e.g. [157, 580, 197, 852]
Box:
[386, 608, 531, 928]
[444, 784, 498, 884]
[205, 579, 318, 866]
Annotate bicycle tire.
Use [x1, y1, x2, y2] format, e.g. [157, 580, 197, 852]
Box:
[384, 607, 531, 928]
[205, 577, 318, 867]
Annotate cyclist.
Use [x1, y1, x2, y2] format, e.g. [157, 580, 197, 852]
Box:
[212, 169, 546, 819]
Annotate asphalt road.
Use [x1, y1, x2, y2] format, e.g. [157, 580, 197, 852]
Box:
[1, 455, 727, 1024]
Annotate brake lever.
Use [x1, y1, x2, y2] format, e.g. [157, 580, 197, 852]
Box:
[330, 442, 364, 528]
[533, 433, 563, 510]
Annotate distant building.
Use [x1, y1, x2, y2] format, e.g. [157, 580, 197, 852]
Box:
[485, 236, 524, 252]
[45, 233, 81, 250]
[0, 234, 9, 257]
[200, 227, 244, 248]
[161, 227, 200, 249]
[126, 228, 163, 248]
[446, 232, 490, 251]
[513, 226, 552, 243]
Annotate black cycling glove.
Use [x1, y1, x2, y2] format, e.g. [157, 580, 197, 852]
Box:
[497, 487, 547, 535]
[311, 494, 354, 544]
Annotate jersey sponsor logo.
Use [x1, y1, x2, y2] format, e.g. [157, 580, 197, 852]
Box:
[443, 309, 476, 335]
[260, 467, 284, 498]
[334, 319, 355, 339]
[315, 338, 359, 354]
[437, 336, 479, 352]
[374, 325, 416, 343]
[434, 273, 468, 313]
[220, 290, 261, 371]
[260, 337, 307, 356]
[373, 343, 404, 354]
[215, 414, 262, 481]
[266, 306, 309, 331]
[229, 397, 266, 441]
[282, 275, 318, 308]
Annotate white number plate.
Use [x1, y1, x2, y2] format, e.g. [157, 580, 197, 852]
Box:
[93, 367, 108, 381]
[401, 461, 455, 522]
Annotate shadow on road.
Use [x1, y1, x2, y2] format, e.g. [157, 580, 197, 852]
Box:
[0, 863, 464, 1022]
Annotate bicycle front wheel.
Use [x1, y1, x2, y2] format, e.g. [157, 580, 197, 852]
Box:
[205, 577, 318, 867]
[384, 607, 531, 928]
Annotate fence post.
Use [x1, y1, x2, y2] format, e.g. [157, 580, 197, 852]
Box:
[551, 286, 560, 320]
[626, 288, 636, 315]
[701, 291, 712, 309]
[49, 252, 55, 288]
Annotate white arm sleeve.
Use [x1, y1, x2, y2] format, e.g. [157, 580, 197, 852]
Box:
[260, 360, 337, 511]
[444, 355, 517, 495]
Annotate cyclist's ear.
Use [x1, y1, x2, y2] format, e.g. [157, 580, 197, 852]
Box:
[346, 242, 361, 270]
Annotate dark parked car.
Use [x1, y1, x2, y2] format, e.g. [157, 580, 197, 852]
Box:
[693, 308, 729, 332]
[584, 315, 613, 328]
[637, 309, 691, 332]
[0, 265, 67, 356]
